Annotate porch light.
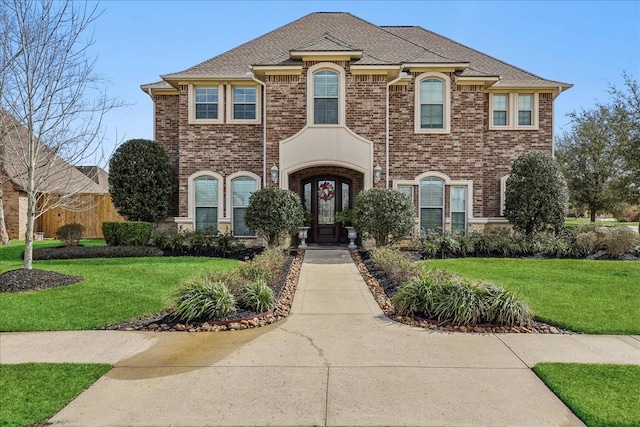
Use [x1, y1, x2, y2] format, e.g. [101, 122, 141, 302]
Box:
[373, 164, 382, 183]
[270, 165, 279, 184]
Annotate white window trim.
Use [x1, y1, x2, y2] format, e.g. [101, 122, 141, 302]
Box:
[188, 84, 224, 124]
[187, 171, 224, 230]
[489, 92, 539, 130]
[450, 185, 468, 232]
[226, 84, 261, 124]
[226, 171, 261, 237]
[414, 72, 451, 134]
[307, 62, 346, 127]
[500, 174, 510, 216]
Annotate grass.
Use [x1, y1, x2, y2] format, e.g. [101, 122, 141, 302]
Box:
[0, 363, 111, 427]
[534, 363, 640, 427]
[0, 240, 239, 331]
[565, 217, 639, 227]
[427, 258, 640, 334]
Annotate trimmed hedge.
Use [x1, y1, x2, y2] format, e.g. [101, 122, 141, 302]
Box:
[27, 245, 163, 260]
[102, 222, 153, 246]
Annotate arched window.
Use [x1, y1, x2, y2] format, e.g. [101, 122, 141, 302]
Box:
[415, 72, 451, 134]
[420, 177, 445, 231]
[313, 70, 339, 124]
[194, 176, 218, 230]
[231, 176, 257, 237]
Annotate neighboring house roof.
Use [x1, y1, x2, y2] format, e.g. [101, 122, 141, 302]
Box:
[76, 166, 110, 193]
[0, 109, 106, 195]
[142, 12, 571, 90]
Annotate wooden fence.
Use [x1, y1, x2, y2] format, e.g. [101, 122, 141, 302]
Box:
[37, 194, 124, 238]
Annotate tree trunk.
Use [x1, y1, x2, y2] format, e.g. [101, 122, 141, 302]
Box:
[23, 192, 36, 269]
[590, 210, 596, 222]
[0, 184, 9, 244]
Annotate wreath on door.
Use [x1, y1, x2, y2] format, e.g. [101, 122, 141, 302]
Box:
[318, 181, 335, 201]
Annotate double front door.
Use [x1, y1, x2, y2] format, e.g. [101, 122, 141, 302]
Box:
[302, 177, 351, 243]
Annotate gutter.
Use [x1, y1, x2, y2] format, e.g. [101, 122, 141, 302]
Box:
[386, 69, 406, 188]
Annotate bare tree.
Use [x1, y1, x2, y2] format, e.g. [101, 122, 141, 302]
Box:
[0, 0, 120, 268]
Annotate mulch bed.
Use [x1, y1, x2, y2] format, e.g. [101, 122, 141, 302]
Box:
[0, 269, 83, 293]
[351, 250, 573, 334]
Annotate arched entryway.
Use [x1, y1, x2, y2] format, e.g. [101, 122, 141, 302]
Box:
[289, 166, 364, 244]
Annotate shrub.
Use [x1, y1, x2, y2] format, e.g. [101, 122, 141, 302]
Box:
[108, 139, 172, 222]
[504, 151, 568, 237]
[605, 226, 640, 255]
[172, 278, 236, 322]
[55, 223, 85, 246]
[213, 232, 246, 257]
[370, 247, 418, 284]
[102, 221, 153, 246]
[29, 245, 163, 260]
[245, 188, 304, 247]
[575, 231, 599, 255]
[242, 279, 276, 312]
[353, 188, 414, 247]
[238, 247, 287, 286]
[392, 270, 533, 327]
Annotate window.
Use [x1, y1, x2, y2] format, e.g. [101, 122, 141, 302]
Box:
[232, 177, 257, 237]
[518, 94, 533, 126]
[420, 177, 444, 231]
[194, 176, 218, 230]
[490, 93, 539, 129]
[314, 70, 339, 124]
[397, 185, 414, 204]
[195, 87, 219, 119]
[232, 86, 256, 120]
[493, 94, 508, 126]
[420, 79, 444, 129]
[415, 72, 451, 134]
[450, 186, 467, 232]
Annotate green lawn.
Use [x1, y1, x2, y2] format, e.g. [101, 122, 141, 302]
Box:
[427, 258, 640, 334]
[565, 217, 639, 227]
[0, 240, 239, 331]
[534, 363, 640, 427]
[0, 363, 111, 427]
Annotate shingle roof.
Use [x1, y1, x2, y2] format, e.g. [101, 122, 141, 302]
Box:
[0, 109, 107, 195]
[143, 12, 570, 89]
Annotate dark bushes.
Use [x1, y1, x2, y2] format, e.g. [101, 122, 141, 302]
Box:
[102, 221, 153, 246]
[28, 245, 163, 260]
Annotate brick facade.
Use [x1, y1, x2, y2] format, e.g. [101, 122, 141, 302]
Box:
[2, 177, 25, 240]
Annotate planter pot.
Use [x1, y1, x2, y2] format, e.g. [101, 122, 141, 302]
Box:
[298, 226, 310, 249]
[345, 226, 357, 250]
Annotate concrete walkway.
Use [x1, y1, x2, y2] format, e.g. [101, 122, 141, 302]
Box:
[1, 250, 639, 426]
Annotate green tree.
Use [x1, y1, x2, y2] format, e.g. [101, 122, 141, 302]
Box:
[245, 187, 304, 247]
[555, 105, 621, 222]
[353, 188, 414, 247]
[504, 151, 568, 237]
[609, 72, 640, 232]
[108, 139, 171, 222]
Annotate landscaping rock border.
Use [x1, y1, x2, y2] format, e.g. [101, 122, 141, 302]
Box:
[104, 250, 304, 332]
[350, 250, 573, 334]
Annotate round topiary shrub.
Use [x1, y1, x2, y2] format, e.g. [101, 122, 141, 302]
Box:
[56, 223, 85, 246]
[245, 188, 304, 247]
[353, 188, 414, 247]
[108, 139, 172, 223]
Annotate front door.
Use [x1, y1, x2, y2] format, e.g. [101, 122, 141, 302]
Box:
[302, 177, 351, 244]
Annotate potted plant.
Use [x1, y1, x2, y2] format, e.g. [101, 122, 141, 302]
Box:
[335, 208, 357, 249]
[298, 210, 312, 249]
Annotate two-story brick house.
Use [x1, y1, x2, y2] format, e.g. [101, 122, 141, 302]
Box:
[141, 12, 571, 245]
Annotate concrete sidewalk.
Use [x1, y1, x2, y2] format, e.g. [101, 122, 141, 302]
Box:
[1, 250, 639, 426]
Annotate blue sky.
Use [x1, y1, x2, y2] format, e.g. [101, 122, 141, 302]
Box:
[90, 0, 640, 163]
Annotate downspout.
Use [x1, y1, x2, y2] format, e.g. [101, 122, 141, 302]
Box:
[249, 73, 267, 186]
[551, 85, 564, 157]
[146, 88, 156, 141]
[386, 69, 405, 188]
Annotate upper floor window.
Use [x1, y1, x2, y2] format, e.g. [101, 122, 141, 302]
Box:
[420, 177, 445, 232]
[229, 86, 258, 121]
[415, 72, 451, 134]
[314, 70, 339, 124]
[195, 87, 219, 120]
[489, 93, 539, 130]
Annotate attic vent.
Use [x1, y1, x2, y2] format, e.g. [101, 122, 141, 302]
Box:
[267, 75, 300, 83]
[390, 85, 408, 92]
[540, 93, 552, 100]
[304, 60, 349, 68]
[457, 85, 484, 92]
[353, 75, 387, 82]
